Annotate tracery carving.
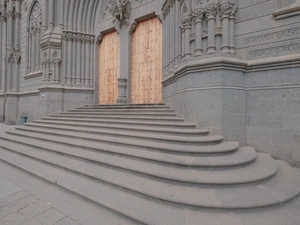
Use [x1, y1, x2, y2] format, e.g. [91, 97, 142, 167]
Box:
[108, 0, 131, 26]
[30, 2, 42, 31]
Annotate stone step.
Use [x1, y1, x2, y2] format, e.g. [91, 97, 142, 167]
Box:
[48, 114, 186, 122]
[40, 117, 196, 129]
[23, 123, 210, 144]
[68, 108, 176, 113]
[0, 134, 252, 167]
[13, 126, 224, 147]
[6, 129, 232, 154]
[0, 146, 299, 217]
[0, 137, 266, 185]
[60, 111, 178, 117]
[31, 120, 208, 137]
[78, 104, 170, 110]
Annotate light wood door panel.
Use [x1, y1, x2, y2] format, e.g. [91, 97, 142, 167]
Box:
[132, 17, 162, 104]
[99, 31, 120, 104]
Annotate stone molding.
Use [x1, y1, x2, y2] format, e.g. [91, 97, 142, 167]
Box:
[63, 31, 95, 44]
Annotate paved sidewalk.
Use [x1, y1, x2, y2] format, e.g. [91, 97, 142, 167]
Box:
[0, 176, 81, 225]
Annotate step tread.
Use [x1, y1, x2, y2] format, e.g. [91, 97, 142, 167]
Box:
[32, 120, 208, 136]
[12, 127, 224, 149]
[60, 112, 178, 116]
[0, 133, 255, 167]
[0, 146, 299, 214]
[6, 129, 235, 153]
[41, 117, 196, 128]
[48, 114, 186, 121]
[0, 137, 274, 184]
[24, 123, 210, 144]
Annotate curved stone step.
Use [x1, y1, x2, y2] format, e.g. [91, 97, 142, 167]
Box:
[0, 136, 274, 185]
[0, 146, 299, 213]
[13, 126, 224, 148]
[6, 129, 235, 154]
[31, 120, 208, 137]
[0, 134, 253, 167]
[48, 114, 186, 122]
[40, 117, 196, 129]
[23, 123, 211, 144]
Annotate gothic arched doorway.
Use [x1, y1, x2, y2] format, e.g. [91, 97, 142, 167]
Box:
[131, 17, 162, 104]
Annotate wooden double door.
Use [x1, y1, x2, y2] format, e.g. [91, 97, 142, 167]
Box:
[99, 17, 162, 104]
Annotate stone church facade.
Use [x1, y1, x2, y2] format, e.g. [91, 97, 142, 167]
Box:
[0, 0, 299, 166]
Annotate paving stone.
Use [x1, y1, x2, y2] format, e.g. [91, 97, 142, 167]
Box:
[21, 218, 42, 225]
[0, 212, 26, 225]
[0, 191, 30, 208]
[34, 208, 66, 225]
[0, 178, 23, 199]
[54, 217, 81, 225]
[19, 199, 52, 220]
[0, 196, 37, 219]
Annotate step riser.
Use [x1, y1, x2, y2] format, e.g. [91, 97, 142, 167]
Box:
[23, 125, 210, 145]
[48, 115, 185, 122]
[69, 109, 176, 113]
[32, 121, 207, 137]
[13, 127, 222, 147]
[0, 153, 148, 225]
[41, 118, 196, 129]
[61, 113, 178, 117]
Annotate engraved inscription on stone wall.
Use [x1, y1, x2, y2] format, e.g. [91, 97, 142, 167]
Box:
[244, 27, 300, 45]
[248, 43, 300, 58]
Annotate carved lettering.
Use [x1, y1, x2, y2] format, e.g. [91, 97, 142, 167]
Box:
[248, 43, 300, 58]
[244, 28, 300, 45]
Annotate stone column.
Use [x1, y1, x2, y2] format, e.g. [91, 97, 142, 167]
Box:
[66, 32, 73, 87]
[75, 33, 82, 87]
[229, 4, 237, 54]
[179, 14, 192, 61]
[192, 8, 204, 56]
[14, 1, 20, 52]
[117, 78, 128, 104]
[27, 30, 32, 73]
[205, 4, 218, 54]
[32, 30, 37, 71]
[49, 0, 54, 32]
[219, 2, 231, 53]
[45, 59, 51, 82]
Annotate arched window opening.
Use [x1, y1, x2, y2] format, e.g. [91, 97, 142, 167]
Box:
[27, 1, 42, 75]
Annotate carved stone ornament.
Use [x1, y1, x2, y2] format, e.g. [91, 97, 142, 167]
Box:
[108, 0, 131, 26]
[129, 21, 137, 34]
[30, 3, 42, 31]
[205, 4, 218, 19]
[6, 45, 21, 63]
[192, 7, 205, 22]
[219, 2, 232, 18]
[23, 1, 28, 12]
[96, 34, 104, 45]
[162, 0, 175, 18]
[230, 3, 238, 17]
[179, 14, 192, 31]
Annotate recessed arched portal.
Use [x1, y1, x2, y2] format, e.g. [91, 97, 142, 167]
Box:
[131, 17, 162, 104]
[99, 31, 120, 104]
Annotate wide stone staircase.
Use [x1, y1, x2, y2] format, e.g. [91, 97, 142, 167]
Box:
[0, 103, 299, 224]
